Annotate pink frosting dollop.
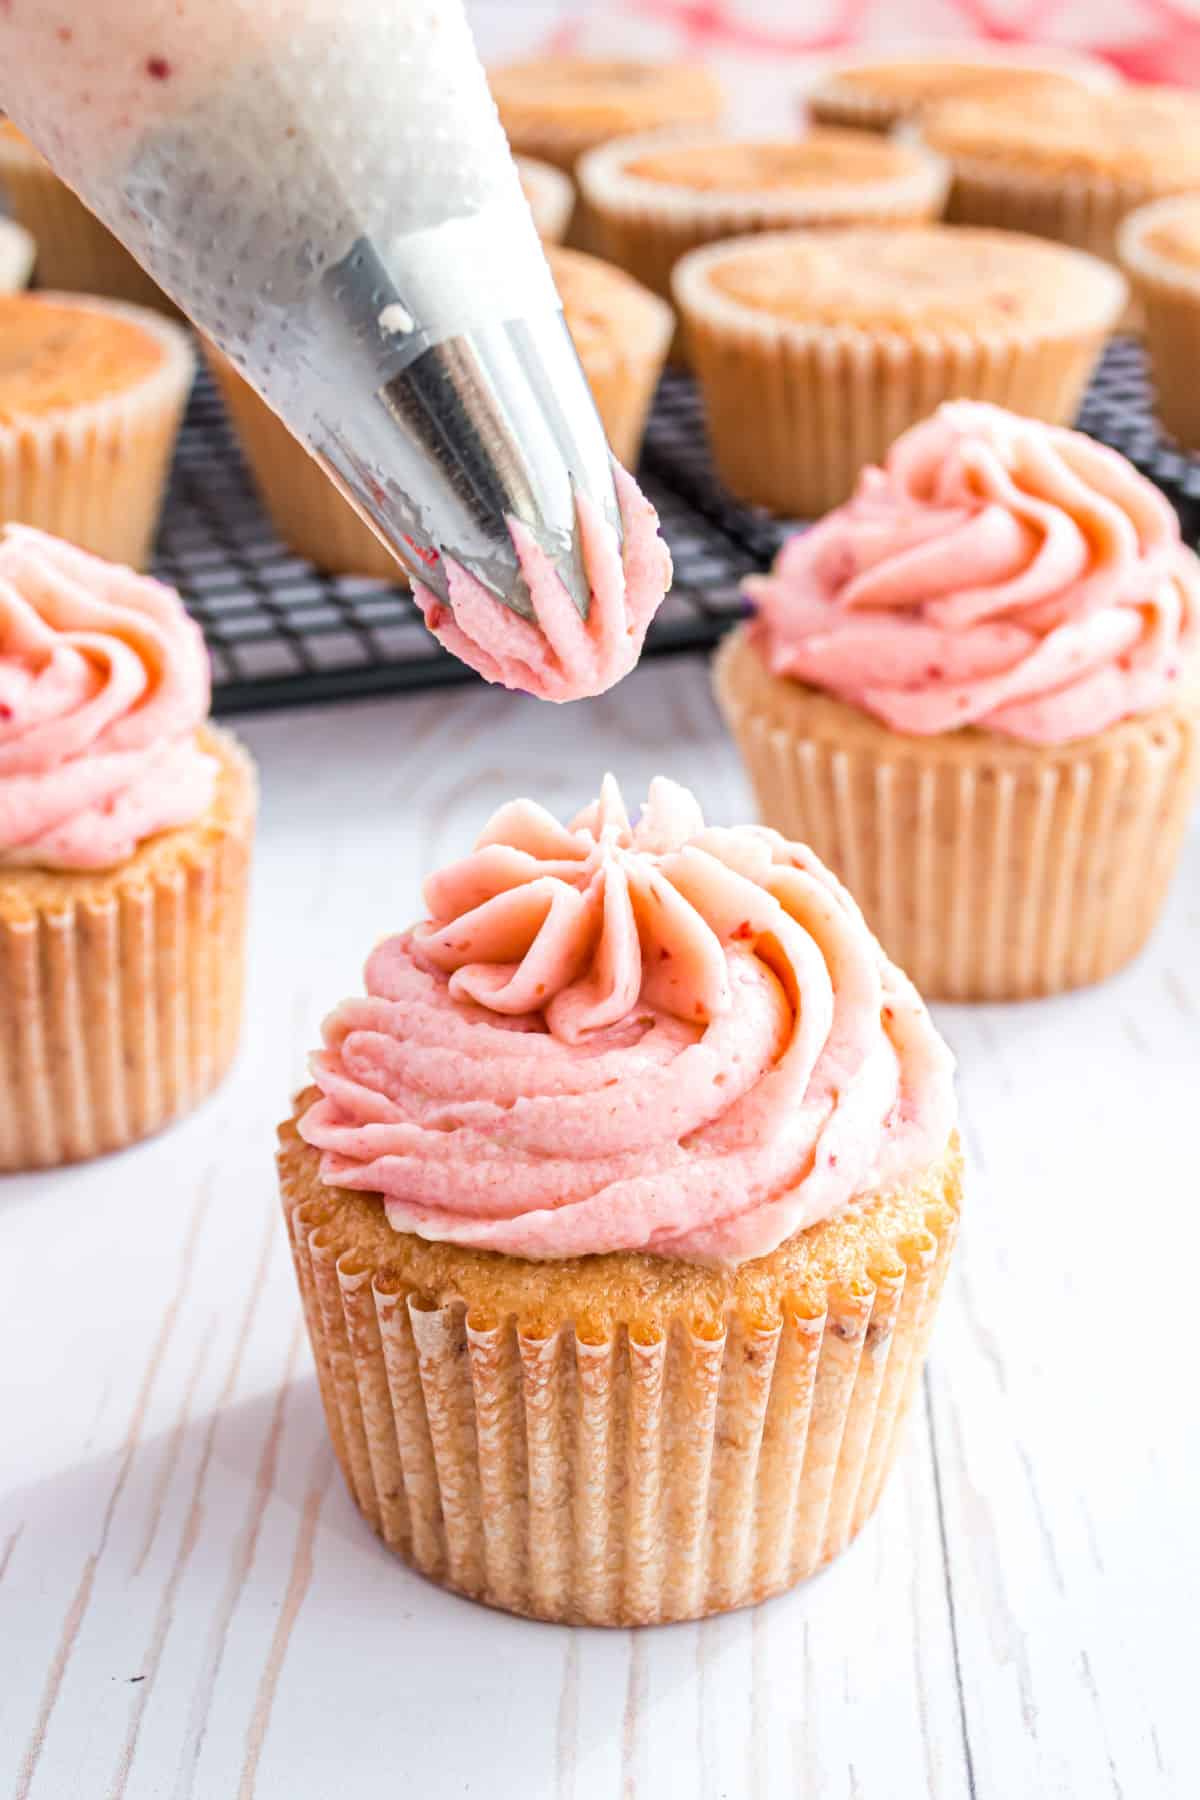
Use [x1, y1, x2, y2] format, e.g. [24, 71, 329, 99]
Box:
[0, 527, 217, 870]
[746, 402, 1200, 744]
[413, 465, 672, 701]
[299, 777, 955, 1267]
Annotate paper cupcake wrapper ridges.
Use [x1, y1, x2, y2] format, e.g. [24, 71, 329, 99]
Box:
[281, 1153, 959, 1626]
[0, 733, 255, 1170]
[715, 628, 1200, 1001]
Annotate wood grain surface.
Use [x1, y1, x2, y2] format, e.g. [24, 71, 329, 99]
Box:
[1, 658, 1196, 1799]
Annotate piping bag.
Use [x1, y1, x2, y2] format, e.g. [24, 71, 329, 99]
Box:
[0, 0, 671, 699]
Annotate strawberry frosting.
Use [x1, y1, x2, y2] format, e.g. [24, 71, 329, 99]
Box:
[746, 403, 1200, 744]
[0, 528, 216, 870]
[299, 777, 955, 1267]
[414, 465, 672, 701]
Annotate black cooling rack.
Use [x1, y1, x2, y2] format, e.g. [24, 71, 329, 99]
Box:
[153, 337, 1198, 716]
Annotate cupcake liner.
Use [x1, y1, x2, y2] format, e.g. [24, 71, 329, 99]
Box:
[278, 1110, 961, 1625]
[715, 627, 1200, 1001]
[205, 349, 408, 582]
[674, 237, 1124, 516]
[579, 131, 948, 332]
[938, 156, 1147, 270]
[0, 294, 194, 569]
[1118, 201, 1200, 451]
[0, 135, 176, 314]
[0, 728, 256, 1170]
[516, 155, 575, 244]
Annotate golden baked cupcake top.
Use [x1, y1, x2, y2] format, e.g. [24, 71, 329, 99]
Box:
[676, 225, 1126, 337]
[548, 245, 672, 358]
[491, 56, 723, 147]
[0, 293, 169, 421]
[813, 56, 1108, 116]
[622, 128, 934, 193]
[922, 85, 1200, 186]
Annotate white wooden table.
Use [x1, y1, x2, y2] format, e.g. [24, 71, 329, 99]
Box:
[2, 656, 1196, 1800]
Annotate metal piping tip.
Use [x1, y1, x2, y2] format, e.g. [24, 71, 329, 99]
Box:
[307, 238, 622, 622]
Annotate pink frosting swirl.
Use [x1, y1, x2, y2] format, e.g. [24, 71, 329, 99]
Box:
[0, 527, 216, 870]
[299, 778, 955, 1267]
[746, 402, 1200, 744]
[414, 466, 672, 701]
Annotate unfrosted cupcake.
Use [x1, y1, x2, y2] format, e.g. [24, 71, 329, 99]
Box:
[279, 775, 959, 1625]
[490, 57, 724, 246]
[0, 291, 194, 568]
[804, 44, 1117, 135]
[207, 246, 672, 573]
[518, 154, 575, 243]
[0, 122, 175, 312]
[0, 528, 256, 1169]
[1118, 195, 1200, 452]
[715, 403, 1200, 1001]
[674, 225, 1125, 516]
[578, 128, 947, 336]
[921, 85, 1200, 272]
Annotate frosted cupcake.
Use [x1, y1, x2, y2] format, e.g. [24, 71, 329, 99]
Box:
[921, 86, 1200, 272]
[578, 128, 947, 340]
[279, 775, 959, 1625]
[0, 122, 175, 312]
[804, 45, 1117, 135]
[716, 403, 1200, 1001]
[1118, 195, 1200, 452]
[0, 528, 256, 1169]
[0, 292, 194, 568]
[674, 225, 1125, 516]
[208, 247, 671, 578]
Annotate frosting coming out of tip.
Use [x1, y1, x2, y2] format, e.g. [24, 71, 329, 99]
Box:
[746, 402, 1200, 744]
[414, 464, 672, 702]
[299, 776, 955, 1266]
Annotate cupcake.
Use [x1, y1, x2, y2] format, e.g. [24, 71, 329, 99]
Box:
[490, 58, 724, 246]
[0, 291, 194, 568]
[674, 225, 1125, 516]
[0, 528, 256, 1169]
[1118, 195, 1200, 452]
[921, 85, 1200, 273]
[804, 44, 1117, 136]
[207, 246, 672, 569]
[715, 403, 1200, 1001]
[578, 128, 947, 339]
[0, 122, 175, 313]
[518, 154, 575, 243]
[279, 775, 960, 1625]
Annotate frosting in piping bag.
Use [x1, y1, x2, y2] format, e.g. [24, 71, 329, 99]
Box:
[414, 466, 672, 701]
[746, 402, 1200, 745]
[0, 528, 216, 870]
[300, 777, 955, 1266]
